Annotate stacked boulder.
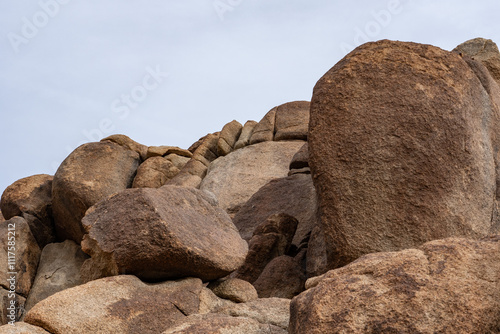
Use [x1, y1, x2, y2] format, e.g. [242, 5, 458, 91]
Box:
[1, 38, 500, 332]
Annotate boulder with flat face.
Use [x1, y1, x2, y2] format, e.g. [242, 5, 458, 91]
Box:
[309, 40, 500, 269]
[80, 186, 247, 282]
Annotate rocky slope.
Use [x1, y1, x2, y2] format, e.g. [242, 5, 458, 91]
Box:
[1, 38, 500, 333]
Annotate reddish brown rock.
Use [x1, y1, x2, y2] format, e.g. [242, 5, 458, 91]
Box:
[101, 134, 148, 161]
[289, 236, 500, 334]
[289, 142, 308, 170]
[454, 37, 500, 85]
[234, 120, 258, 150]
[309, 40, 500, 269]
[233, 173, 316, 248]
[253, 254, 306, 299]
[306, 225, 328, 278]
[217, 120, 243, 156]
[24, 240, 89, 312]
[208, 278, 258, 303]
[249, 107, 276, 144]
[1, 174, 55, 247]
[52, 141, 140, 243]
[132, 157, 180, 188]
[163, 314, 287, 334]
[0, 212, 4, 223]
[234, 213, 297, 283]
[25, 275, 203, 334]
[80, 186, 247, 282]
[200, 141, 304, 215]
[274, 101, 310, 141]
[0, 217, 41, 298]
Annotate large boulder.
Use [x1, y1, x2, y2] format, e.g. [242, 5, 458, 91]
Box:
[162, 314, 286, 334]
[80, 186, 247, 282]
[24, 275, 203, 334]
[233, 173, 316, 247]
[200, 141, 304, 215]
[132, 157, 180, 188]
[24, 240, 89, 312]
[101, 134, 148, 161]
[309, 40, 500, 269]
[0, 217, 41, 298]
[217, 120, 243, 156]
[207, 278, 258, 303]
[454, 37, 500, 85]
[1, 174, 55, 248]
[289, 236, 500, 334]
[52, 141, 140, 243]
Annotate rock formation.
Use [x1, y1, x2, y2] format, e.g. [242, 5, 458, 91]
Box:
[2, 38, 500, 333]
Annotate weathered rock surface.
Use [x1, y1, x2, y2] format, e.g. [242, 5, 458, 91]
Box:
[306, 225, 328, 278]
[25, 275, 203, 334]
[0, 322, 49, 333]
[0, 217, 41, 297]
[208, 278, 258, 303]
[289, 236, 500, 334]
[24, 240, 89, 312]
[0, 288, 26, 325]
[165, 153, 190, 170]
[274, 101, 310, 141]
[132, 157, 180, 188]
[1, 174, 55, 248]
[235, 213, 297, 283]
[145, 145, 192, 159]
[253, 254, 306, 299]
[454, 37, 500, 85]
[215, 297, 291, 330]
[52, 141, 140, 243]
[249, 107, 276, 144]
[0, 212, 4, 223]
[309, 39, 500, 269]
[234, 120, 258, 150]
[101, 134, 148, 161]
[163, 314, 286, 334]
[289, 142, 309, 170]
[233, 173, 316, 247]
[80, 186, 247, 282]
[217, 120, 243, 156]
[200, 141, 304, 215]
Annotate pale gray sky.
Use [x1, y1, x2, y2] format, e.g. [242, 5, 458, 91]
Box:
[1, 0, 499, 193]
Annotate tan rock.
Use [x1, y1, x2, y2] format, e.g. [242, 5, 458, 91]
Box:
[217, 120, 243, 156]
[249, 107, 276, 144]
[214, 297, 291, 330]
[146, 145, 192, 159]
[289, 142, 308, 170]
[132, 157, 180, 188]
[274, 101, 310, 141]
[162, 314, 286, 334]
[234, 120, 258, 150]
[0, 174, 55, 248]
[52, 141, 140, 243]
[0, 217, 40, 297]
[0, 322, 49, 333]
[101, 134, 148, 161]
[165, 153, 190, 170]
[200, 141, 303, 215]
[289, 236, 500, 334]
[309, 40, 500, 269]
[25, 276, 203, 334]
[0, 212, 4, 223]
[80, 186, 247, 282]
[233, 173, 316, 248]
[208, 278, 258, 303]
[454, 37, 500, 85]
[24, 240, 88, 312]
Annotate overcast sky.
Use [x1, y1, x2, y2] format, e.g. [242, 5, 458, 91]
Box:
[1, 0, 499, 194]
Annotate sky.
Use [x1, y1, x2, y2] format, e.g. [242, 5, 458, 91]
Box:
[1, 0, 499, 194]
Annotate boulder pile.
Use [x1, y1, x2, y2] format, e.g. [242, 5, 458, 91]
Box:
[1, 38, 500, 333]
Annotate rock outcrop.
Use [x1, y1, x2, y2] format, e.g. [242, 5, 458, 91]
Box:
[289, 236, 500, 334]
[80, 186, 247, 282]
[454, 37, 500, 85]
[309, 39, 500, 269]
